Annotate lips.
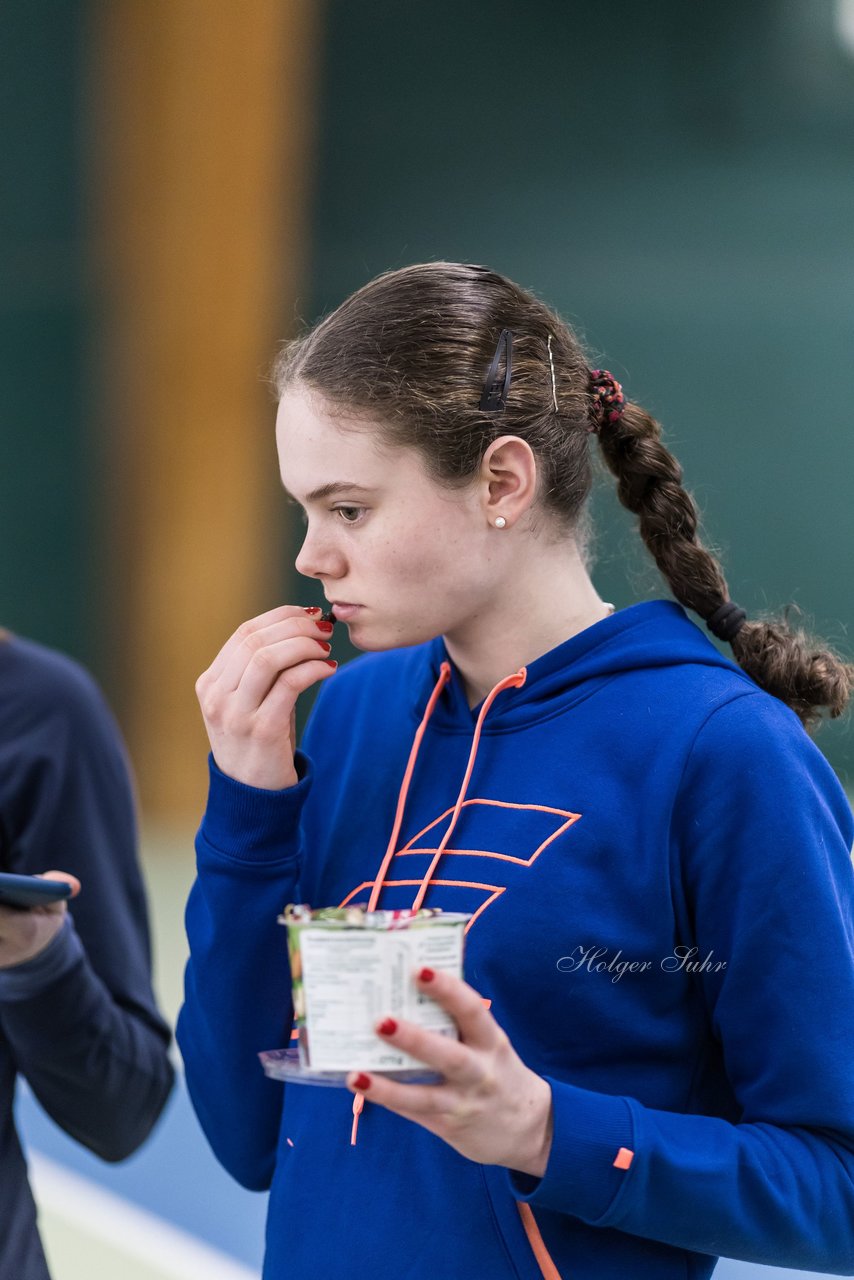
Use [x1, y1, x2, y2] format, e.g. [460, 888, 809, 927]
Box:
[331, 601, 362, 620]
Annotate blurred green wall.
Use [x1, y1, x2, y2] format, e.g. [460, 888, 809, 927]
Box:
[1, 2, 851, 779]
[294, 0, 854, 777]
[0, 0, 93, 663]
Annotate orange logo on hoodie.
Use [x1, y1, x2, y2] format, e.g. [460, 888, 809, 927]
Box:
[338, 796, 581, 932]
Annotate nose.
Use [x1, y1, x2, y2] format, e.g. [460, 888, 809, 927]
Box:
[294, 519, 347, 581]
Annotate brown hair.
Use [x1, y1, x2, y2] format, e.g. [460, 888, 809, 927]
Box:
[272, 261, 852, 731]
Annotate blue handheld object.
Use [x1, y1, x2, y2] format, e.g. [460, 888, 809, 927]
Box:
[0, 872, 73, 909]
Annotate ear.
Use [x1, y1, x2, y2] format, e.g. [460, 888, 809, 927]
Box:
[479, 435, 538, 527]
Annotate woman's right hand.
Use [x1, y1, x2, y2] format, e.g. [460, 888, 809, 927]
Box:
[0, 872, 81, 969]
[195, 604, 337, 790]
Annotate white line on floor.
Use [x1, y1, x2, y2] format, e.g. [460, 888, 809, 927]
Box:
[28, 1152, 259, 1280]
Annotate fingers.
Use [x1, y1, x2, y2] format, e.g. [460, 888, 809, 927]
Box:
[35, 871, 79, 915]
[246, 659, 337, 738]
[341, 974, 547, 1170]
[342, 1020, 497, 1128]
[345, 1070, 450, 1121]
[363, 974, 504, 1085]
[196, 606, 335, 726]
[0, 887, 71, 965]
[195, 603, 338, 789]
[203, 604, 315, 686]
[219, 619, 330, 697]
[39, 871, 81, 898]
[209, 615, 330, 696]
[410, 968, 501, 1051]
[367, 1019, 479, 1088]
[231, 635, 333, 713]
[344, 969, 508, 1105]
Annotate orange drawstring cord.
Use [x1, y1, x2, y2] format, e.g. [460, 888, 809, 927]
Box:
[366, 663, 453, 912]
[410, 669, 526, 913]
[353, 662, 452, 1146]
[350, 661, 527, 1147]
[350, 1090, 365, 1145]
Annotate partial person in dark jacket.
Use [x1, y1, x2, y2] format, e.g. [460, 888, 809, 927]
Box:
[0, 629, 174, 1280]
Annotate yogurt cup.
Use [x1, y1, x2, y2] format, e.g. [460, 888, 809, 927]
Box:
[274, 903, 470, 1075]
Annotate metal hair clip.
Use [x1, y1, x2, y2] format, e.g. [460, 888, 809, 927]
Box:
[479, 329, 513, 412]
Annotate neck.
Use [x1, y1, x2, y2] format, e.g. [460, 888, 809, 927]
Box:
[442, 542, 614, 710]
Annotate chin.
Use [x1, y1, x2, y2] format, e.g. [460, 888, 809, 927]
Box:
[348, 633, 408, 654]
[345, 618, 438, 653]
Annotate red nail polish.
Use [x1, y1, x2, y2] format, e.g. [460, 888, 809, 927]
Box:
[377, 1017, 397, 1036]
[314, 639, 332, 653]
[418, 967, 436, 983]
[303, 606, 322, 615]
[323, 659, 338, 668]
[316, 620, 334, 633]
[353, 1073, 371, 1091]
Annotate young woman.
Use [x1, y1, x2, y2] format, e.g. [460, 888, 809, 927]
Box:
[178, 262, 854, 1280]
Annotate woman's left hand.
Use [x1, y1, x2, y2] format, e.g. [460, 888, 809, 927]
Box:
[346, 967, 554, 1177]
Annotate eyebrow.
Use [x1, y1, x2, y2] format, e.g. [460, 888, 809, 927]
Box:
[282, 481, 376, 506]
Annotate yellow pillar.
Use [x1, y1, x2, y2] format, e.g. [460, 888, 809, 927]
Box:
[89, 1, 320, 821]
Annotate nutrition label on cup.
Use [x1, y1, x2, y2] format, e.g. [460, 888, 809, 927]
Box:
[299, 922, 464, 1071]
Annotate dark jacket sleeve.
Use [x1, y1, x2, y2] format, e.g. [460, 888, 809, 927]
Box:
[0, 636, 174, 1161]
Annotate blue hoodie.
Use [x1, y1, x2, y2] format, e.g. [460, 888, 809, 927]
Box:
[178, 601, 854, 1279]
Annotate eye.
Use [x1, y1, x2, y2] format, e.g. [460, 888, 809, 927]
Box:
[334, 506, 366, 525]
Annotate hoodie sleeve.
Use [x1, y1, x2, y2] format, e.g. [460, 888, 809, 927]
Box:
[177, 752, 314, 1190]
[506, 693, 854, 1274]
[0, 644, 174, 1161]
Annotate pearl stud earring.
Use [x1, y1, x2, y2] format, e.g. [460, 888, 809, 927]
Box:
[494, 517, 507, 528]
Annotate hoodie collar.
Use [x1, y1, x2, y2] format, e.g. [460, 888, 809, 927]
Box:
[413, 600, 744, 733]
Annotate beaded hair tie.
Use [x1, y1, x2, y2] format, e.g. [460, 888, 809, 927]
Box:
[589, 369, 626, 433]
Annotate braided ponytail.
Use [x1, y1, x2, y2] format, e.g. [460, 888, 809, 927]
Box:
[595, 395, 853, 730]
